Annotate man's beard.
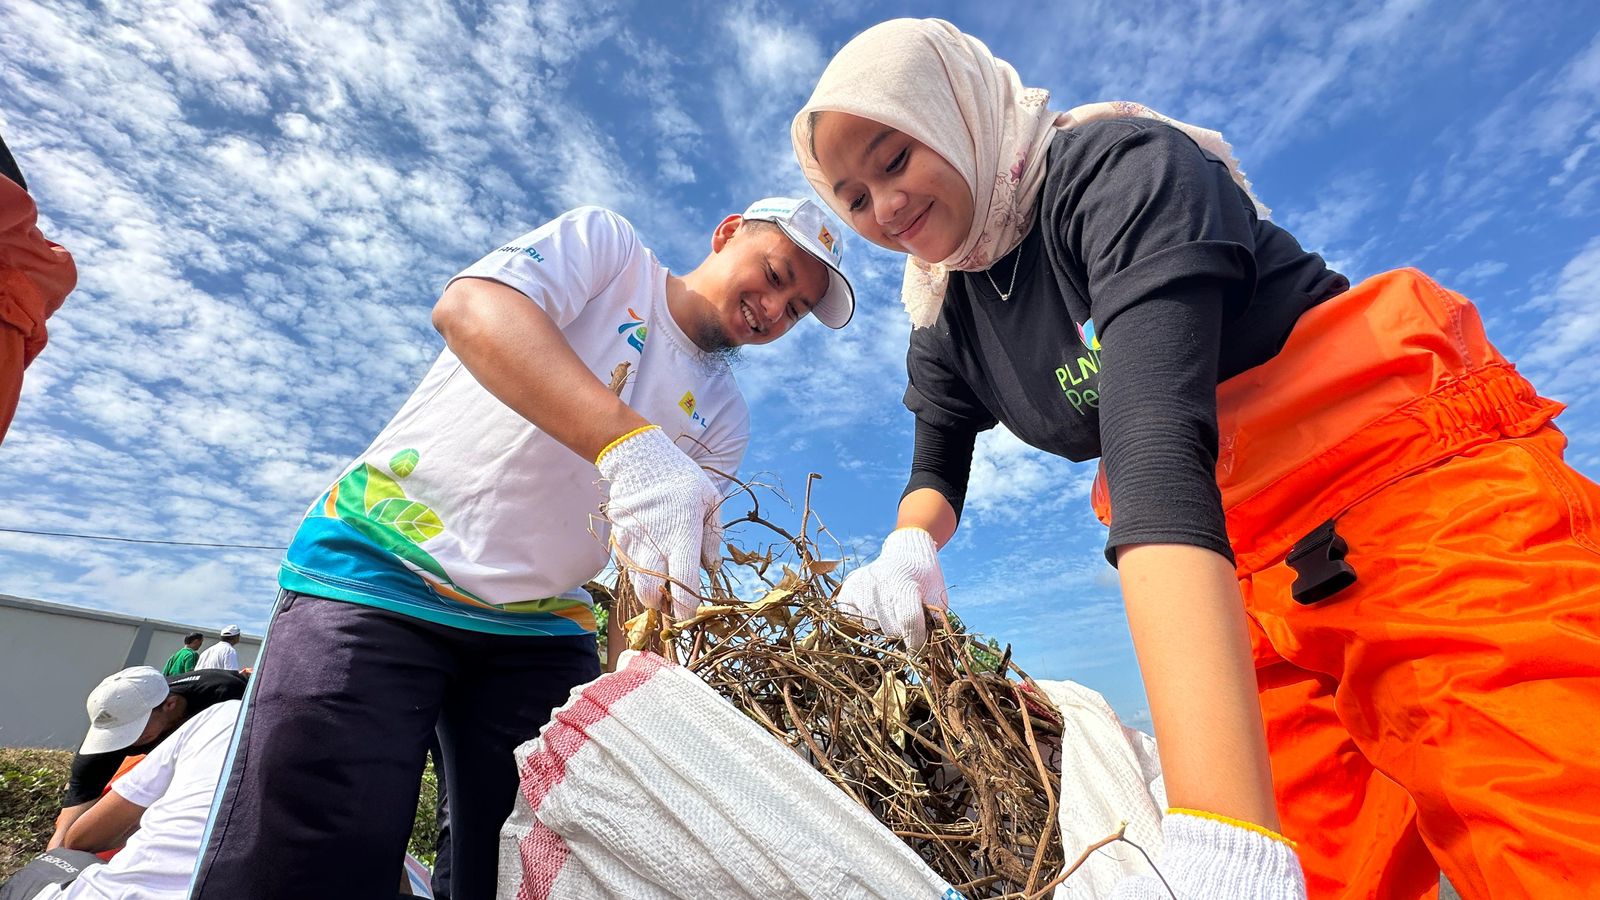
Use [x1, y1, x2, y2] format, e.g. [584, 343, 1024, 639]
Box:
[692, 318, 744, 368]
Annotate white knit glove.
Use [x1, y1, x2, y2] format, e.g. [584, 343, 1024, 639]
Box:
[834, 527, 947, 648]
[1110, 810, 1306, 900]
[597, 426, 723, 619]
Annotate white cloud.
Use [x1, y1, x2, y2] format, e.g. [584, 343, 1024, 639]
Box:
[715, 4, 828, 201]
[1413, 29, 1600, 237]
[1452, 260, 1509, 285]
[964, 427, 1095, 523]
[1274, 172, 1385, 278]
[73, 557, 271, 627]
[1518, 236, 1600, 403]
[0, 0, 649, 616]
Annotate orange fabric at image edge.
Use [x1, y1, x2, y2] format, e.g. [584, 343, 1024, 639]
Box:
[1094, 269, 1600, 899]
[1225, 271, 1600, 900]
[0, 174, 76, 444]
[0, 322, 25, 440]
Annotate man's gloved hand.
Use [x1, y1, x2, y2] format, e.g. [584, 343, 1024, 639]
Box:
[1110, 809, 1307, 900]
[834, 527, 947, 648]
[596, 425, 723, 619]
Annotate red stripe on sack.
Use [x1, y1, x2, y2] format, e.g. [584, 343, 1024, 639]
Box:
[517, 822, 569, 900]
[514, 652, 672, 900]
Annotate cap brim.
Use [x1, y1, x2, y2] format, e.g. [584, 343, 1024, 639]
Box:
[80, 713, 152, 755]
[773, 221, 855, 329]
[813, 266, 855, 329]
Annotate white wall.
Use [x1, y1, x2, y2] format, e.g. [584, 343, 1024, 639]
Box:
[0, 594, 261, 749]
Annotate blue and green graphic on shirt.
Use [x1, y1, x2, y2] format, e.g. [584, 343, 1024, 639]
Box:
[282, 449, 596, 634]
[617, 306, 647, 353]
[323, 449, 479, 600]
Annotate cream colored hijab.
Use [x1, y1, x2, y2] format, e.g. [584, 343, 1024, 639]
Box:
[792, 18, 1267, 328]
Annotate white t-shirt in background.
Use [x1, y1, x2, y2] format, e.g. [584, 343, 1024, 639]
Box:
[46, 700, 241, 899]
[192, 642, 237, 671]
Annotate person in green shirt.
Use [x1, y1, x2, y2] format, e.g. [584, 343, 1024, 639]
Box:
[160, 633, 203, 676]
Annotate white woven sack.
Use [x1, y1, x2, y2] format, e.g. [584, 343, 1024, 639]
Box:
[497, 650, 965, 900]
[1033, 680, 1167, 899]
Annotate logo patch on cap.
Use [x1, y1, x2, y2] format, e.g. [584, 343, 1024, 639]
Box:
[817, 225, 835, 254]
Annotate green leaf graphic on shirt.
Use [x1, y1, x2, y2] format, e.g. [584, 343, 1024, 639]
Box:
[345, 512, 452, 581]
[332, 464, 373, 524]
[363, 465, 406, 510]
[390, 449, 420, 478]
[321, 464, 492, 606]
[370, 498, 445, 542]
[330, 464, 450, 581]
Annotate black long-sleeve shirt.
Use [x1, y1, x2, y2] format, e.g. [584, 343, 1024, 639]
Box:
[903, 119, 1347, 562]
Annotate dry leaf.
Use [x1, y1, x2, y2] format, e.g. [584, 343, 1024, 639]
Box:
[624, 608, 659, 650]
[752, 588, 793, 627]
[873, 671, 909, 749]
[775, 565, 806, 592]
[726, 543, 762, 566]
[607, 361, 631, 395]
[674, 604, 741, 630]
[606, 470, 1068, 897]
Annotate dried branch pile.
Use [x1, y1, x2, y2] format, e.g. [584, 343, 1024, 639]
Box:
[606, 475, 1085, 899]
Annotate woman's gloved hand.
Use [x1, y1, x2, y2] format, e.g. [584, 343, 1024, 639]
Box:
[833, 527, 947, 648]
[1110, 809, 1306, 900]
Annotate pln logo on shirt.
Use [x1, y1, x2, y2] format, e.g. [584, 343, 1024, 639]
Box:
[1076, 319, 1101, 352]
[617, 308, 647, 353]
[678, 390, 711, 431]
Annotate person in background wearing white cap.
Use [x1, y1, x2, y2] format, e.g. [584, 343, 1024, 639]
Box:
[192, 626, 241, 671]
[46, 666, 246, 851]
[189, 199, 855, 900]
[0, 702, 244, 900]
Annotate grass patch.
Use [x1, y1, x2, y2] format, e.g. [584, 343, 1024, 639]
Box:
[1, 747, 72, 880]
[410, 759, 441, 868]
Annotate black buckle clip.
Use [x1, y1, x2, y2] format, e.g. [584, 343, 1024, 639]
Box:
[1286, 519, 1358, 605]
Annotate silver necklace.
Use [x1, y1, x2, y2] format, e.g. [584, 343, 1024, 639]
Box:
[984, 250, 1023, 301]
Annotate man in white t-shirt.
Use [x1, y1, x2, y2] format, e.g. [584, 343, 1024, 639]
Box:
[192, 626, 240, 671]
[189, 198, 855, 899]
[21, 701, 242, 900]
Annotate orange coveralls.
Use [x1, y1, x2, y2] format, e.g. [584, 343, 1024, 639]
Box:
[1096, 268, 1600, 898]
[0, 173, 76, 442]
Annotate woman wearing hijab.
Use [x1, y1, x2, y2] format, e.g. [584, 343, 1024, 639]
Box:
[794, 18, 1599, 900]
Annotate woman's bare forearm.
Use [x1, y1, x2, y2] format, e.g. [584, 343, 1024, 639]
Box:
[1117, 542, 1281, 829]
[895, 488, 959, 547]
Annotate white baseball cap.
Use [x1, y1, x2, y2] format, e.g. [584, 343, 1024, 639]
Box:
[740, 197, 855, 329]
[81, 667, 171, 754]
[219, 624, 241, 637]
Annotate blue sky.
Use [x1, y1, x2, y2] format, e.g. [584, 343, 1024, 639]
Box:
[2, 0, 1597, 728]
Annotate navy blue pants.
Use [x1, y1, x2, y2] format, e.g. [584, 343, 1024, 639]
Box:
[191, 591, 598, 900]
